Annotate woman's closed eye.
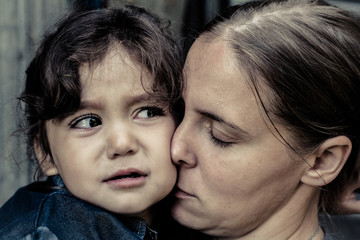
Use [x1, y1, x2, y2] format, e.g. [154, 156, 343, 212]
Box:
[209, 129, 233, 149]
[69, 114, 102, 129]
[207, 122, 240, 149]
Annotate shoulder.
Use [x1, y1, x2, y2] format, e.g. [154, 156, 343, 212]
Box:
[34, 189, 144, 239]
[0, 181, 57, 239]
[0, 179, 145, 239]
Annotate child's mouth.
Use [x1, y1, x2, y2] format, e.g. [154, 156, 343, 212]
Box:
[107, 172, 143, 180]
[104, 169, 147, 188]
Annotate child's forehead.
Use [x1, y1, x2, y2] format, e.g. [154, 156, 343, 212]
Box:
[79, 46, 154, 85]
[77, 46, 156, 101]
[81, 46, 139, 72]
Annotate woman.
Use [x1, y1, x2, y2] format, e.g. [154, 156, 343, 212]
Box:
[170, 0, 360, 239]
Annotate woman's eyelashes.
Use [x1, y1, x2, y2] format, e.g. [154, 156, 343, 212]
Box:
[208, 129, 233, 149]
[69, 114, 102, 129]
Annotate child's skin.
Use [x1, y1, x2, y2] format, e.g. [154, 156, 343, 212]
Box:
[0, 7, 184, 239]
[38, 46, 177, 224]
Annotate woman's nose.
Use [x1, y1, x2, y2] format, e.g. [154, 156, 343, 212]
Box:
[106, 127, 139, 159]
[171, 120, 197, 168]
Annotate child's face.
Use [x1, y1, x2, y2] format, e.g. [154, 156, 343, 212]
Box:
[41, 48, 177, 223]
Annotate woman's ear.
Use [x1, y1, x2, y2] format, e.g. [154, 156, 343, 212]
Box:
[34, 138, 59, 176]
[301, 136, 352, 187]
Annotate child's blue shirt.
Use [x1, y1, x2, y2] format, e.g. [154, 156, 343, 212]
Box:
[0, 175, 153, 240]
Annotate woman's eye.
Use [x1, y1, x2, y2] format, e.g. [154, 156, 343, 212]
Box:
[136, 107, 165, 119]
[70, 115, 102, 129]
[209, 130, 232, 149]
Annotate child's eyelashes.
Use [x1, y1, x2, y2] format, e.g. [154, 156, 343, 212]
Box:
[135, 106, 166, 119]
[67, 106, 165, 129]
[69, 114, 102, 129]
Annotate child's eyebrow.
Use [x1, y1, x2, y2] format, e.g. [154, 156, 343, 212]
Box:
[125, 93, 158, 107]
[79, 100, 103, 110]
[78, 93, 158, 110]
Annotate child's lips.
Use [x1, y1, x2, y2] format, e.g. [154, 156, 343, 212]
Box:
[104, 168, 148, 188]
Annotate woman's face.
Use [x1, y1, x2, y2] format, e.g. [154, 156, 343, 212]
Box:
[171, 39, 310, 238]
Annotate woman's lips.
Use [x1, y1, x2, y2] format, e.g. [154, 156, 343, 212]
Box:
[174, 186, 195, 198]
[104, 168, 147, 188]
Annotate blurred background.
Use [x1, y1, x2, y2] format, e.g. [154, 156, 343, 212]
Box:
[0, 0, 360, 238]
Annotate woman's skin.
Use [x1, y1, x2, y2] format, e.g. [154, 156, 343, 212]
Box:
[170, 39, 317, 239]
[170, 38, 351, 239]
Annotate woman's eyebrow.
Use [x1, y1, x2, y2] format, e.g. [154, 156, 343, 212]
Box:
[196, 109, 249, 135]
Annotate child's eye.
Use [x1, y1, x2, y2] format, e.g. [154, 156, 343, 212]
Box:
[70, 115, 102, 129]
[136, 107, 165, 119]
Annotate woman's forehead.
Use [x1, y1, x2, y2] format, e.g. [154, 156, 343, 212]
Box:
[184, 39, 240, 87]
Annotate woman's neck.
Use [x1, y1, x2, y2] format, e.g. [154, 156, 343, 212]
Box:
[214, 184, 323, 240]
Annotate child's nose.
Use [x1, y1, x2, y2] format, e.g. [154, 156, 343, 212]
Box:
[106, 128, 139, 159]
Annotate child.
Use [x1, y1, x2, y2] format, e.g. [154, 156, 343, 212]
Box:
[0, 5, 183, 239]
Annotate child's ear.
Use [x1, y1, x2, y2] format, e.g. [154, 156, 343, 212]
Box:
[34, 139, 59, 176]
[301, 136, 352, 187]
